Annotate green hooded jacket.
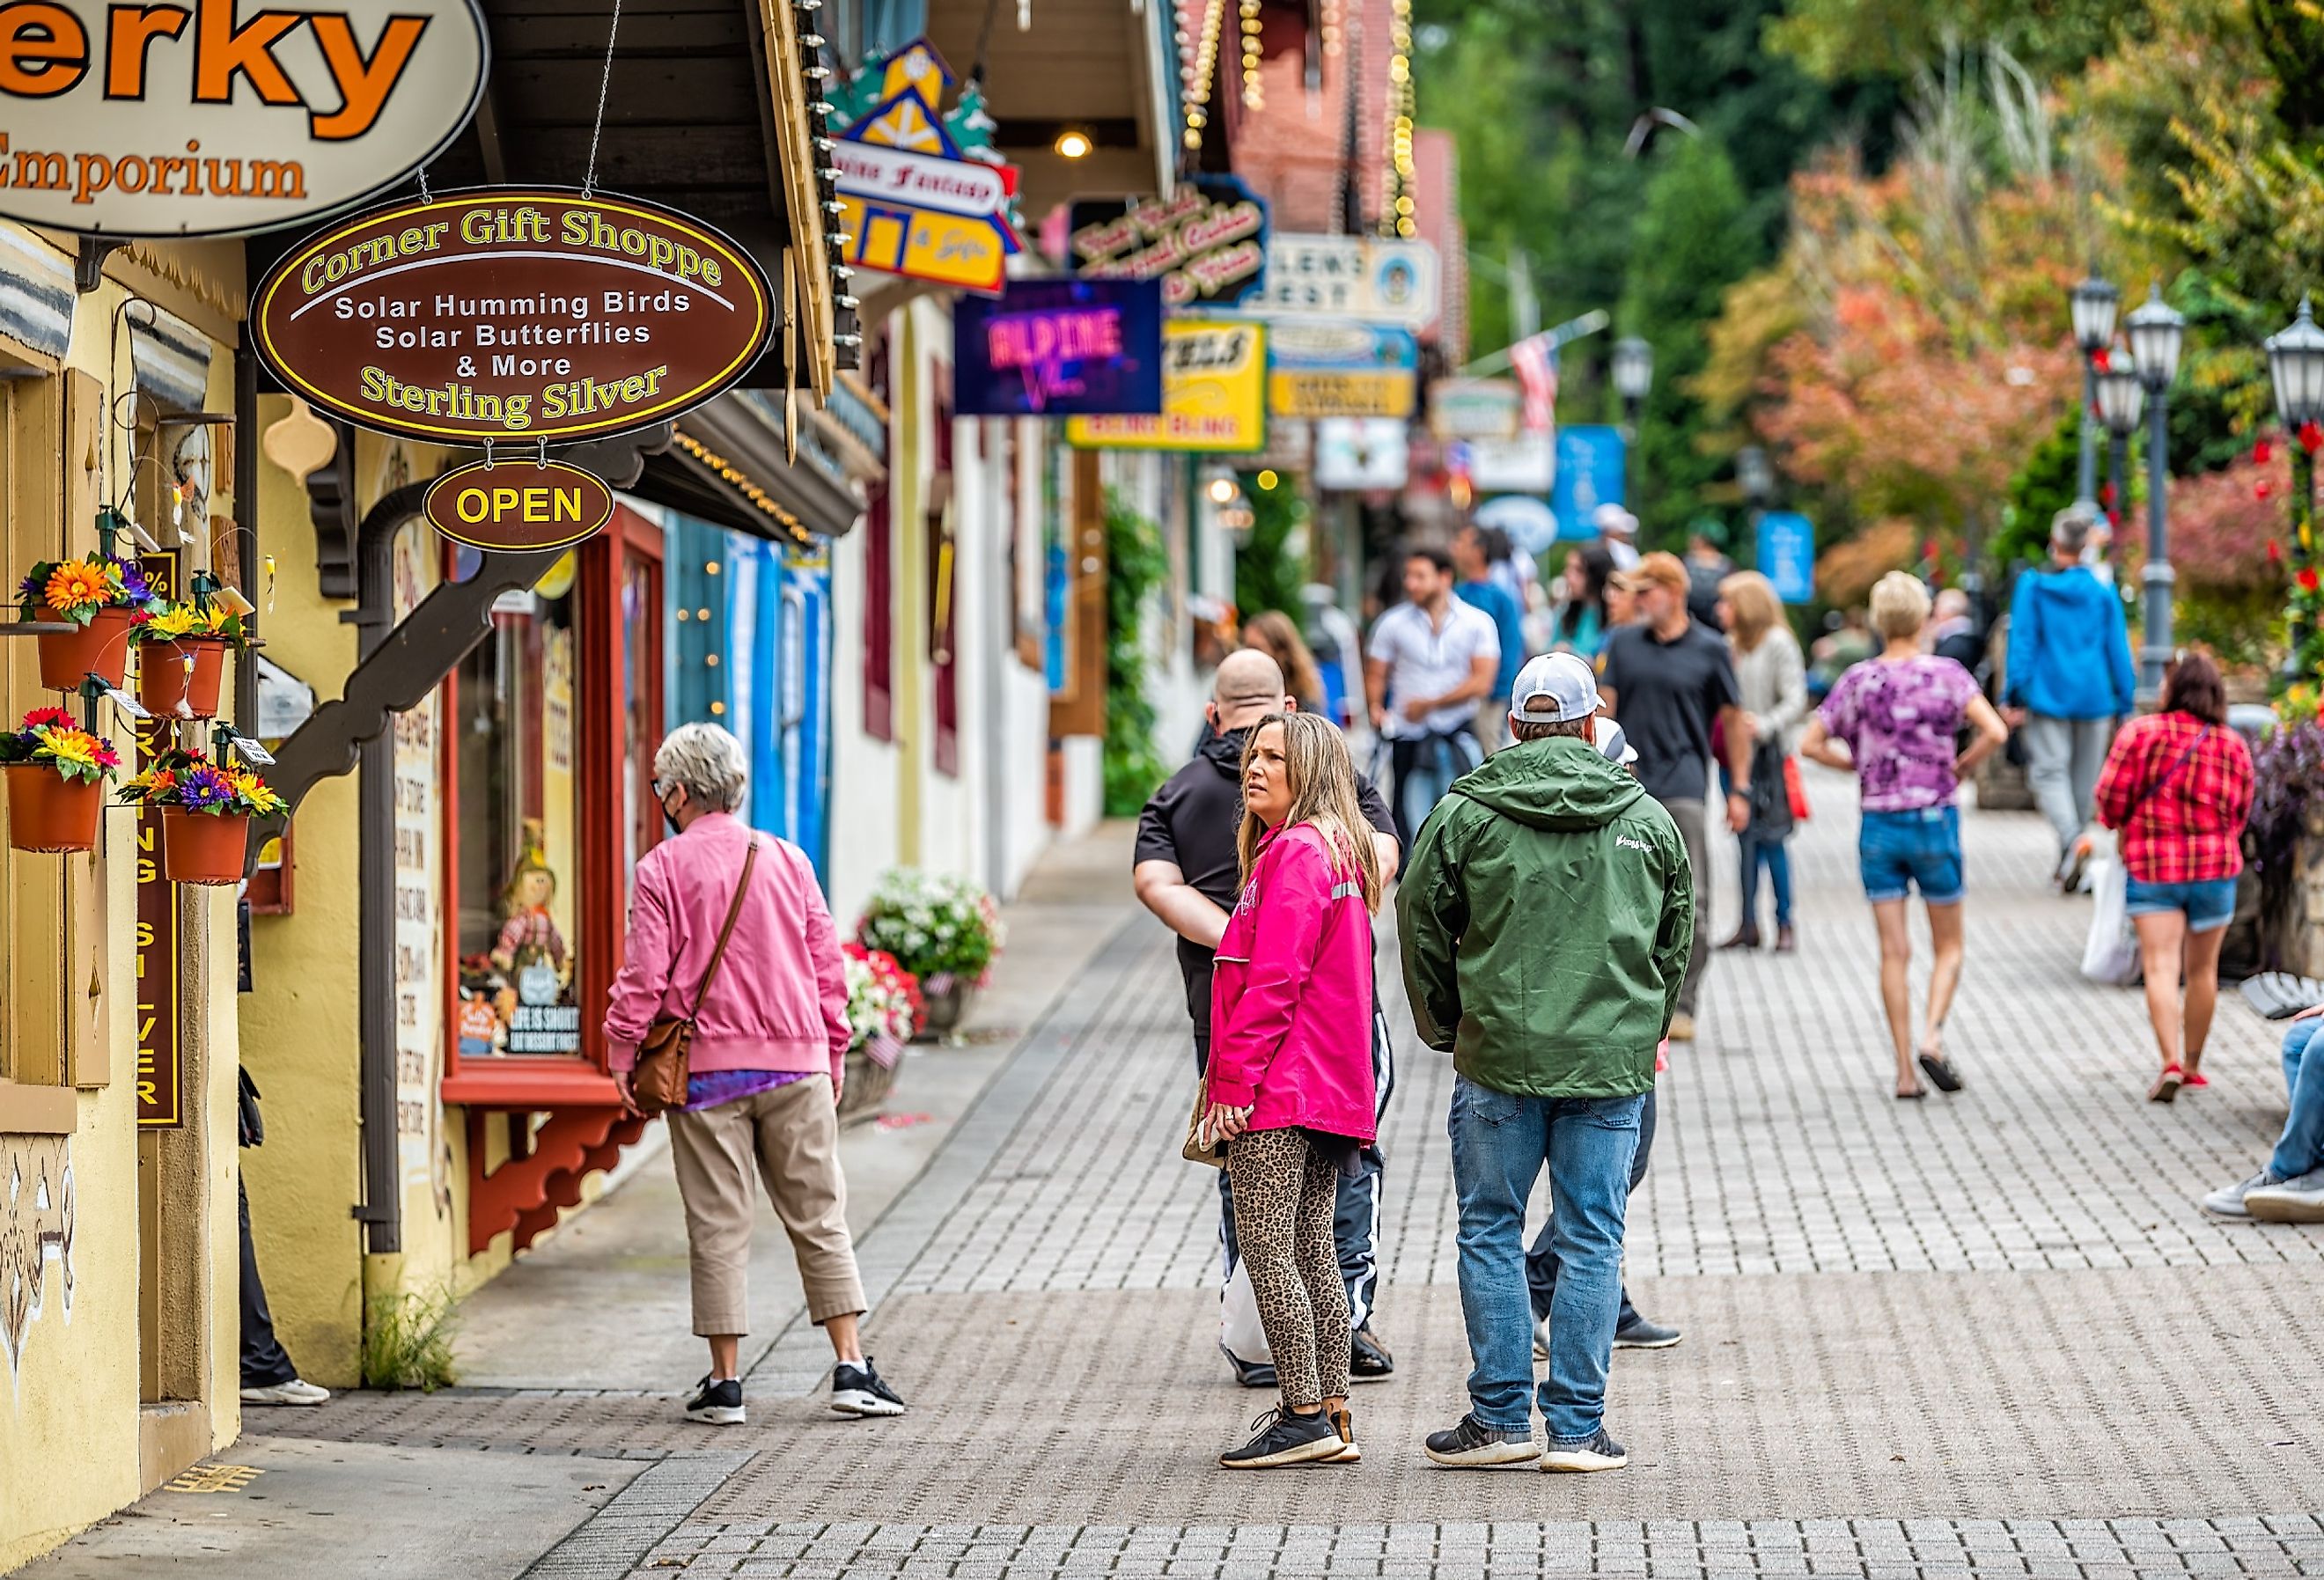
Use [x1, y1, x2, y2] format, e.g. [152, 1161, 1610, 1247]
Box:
[1396, 734, 1694, 1099]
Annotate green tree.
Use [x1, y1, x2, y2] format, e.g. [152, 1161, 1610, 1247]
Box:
[1101, 489, 1169, 818]
[1233, 476, 1309, 622]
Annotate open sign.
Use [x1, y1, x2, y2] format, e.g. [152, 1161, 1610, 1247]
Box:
[421, 458, 614, 553]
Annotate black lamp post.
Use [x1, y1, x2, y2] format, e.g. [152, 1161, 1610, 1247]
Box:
[2125, 283, 2185, 700]
[1612, 336, 1652, 438]
[2070, 273, 2121, 511]
[2093, 343, 2144, 558]
[1737, 445, 1774, 518]
[2266, 295, 2324, 676]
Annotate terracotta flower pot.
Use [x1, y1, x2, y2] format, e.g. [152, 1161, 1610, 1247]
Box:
[4, 765, 101, 852]
[160, 806, 248, 885]
[137, 638, 229, 719]
[35, 604, 136, 692]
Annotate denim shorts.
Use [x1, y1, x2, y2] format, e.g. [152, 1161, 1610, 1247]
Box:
[1858, 805, 1964, 906]
[2124, 874, 2238, 933]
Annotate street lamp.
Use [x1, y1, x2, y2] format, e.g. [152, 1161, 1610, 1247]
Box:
[2125, 283, 2186, 699]
[2266, 294, 2324, 675]
[2094, 343, 2144, 544]
[1612, 336, 1652, 435]
[2070, 273, 2121, 508]
[1737, 445, 1774, 518]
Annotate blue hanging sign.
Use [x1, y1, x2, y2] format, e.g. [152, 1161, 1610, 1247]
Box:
[1756, 511, 1816, 605]
[1552, 425, 1626, 540]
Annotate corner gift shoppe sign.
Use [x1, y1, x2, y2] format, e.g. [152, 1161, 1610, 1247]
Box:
[251, 187, 775, 445]
[0, 0, 489, 235]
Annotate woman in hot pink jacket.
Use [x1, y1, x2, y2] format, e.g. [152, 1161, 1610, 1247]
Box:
[1204, 712, 1383, 1471]
[603, 723, 904, 1429]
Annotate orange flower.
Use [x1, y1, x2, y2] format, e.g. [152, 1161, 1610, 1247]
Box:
[42, 560, 112, 613]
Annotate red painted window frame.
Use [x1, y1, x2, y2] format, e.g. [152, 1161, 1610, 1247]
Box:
[863, 340, 895, 741]
[439, 507, 665, 1109]
[930, 362, 958, 777]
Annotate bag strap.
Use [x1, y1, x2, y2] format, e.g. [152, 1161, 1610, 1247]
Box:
[2128, 724, 2210, 822]
[687, 839, 760, 1024]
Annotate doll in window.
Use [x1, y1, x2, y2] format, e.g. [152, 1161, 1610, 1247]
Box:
[491, 820, 570, 1008]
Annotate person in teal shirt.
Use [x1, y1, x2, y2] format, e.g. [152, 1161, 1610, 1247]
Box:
[1452, 525, 1526, 748]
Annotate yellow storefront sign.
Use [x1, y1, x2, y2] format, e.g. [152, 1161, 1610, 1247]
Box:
[1069, 320, 1267, 453]
[837, 195, 1012, 293]
[1269, 367, 1416, 419]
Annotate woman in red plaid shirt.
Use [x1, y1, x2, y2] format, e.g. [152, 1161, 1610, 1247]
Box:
[2094, 651, 2254, 1104]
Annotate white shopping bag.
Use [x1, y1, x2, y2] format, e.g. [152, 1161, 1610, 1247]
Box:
[2081, 850, 2140, 986]
[1220, 1259, 1272, 1365]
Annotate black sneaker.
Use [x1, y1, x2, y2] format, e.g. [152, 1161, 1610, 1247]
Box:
[1423, 1413, 1539, 1468]
[683, 1375, 743, 1426]
[1224, 1347, 1278, 1390]
[1219, 1407, 1343, 1469]
[830, 1357, 906, 1417]
[1541, 1427, 1629, 1473]
[1612, 1316, 1682, 1350]
[1350, 1325, 1395, 1383]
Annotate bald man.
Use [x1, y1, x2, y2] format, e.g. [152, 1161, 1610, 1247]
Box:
[1135, 649, 1405, 1387]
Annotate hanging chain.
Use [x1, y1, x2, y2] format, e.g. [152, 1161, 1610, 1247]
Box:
[417, 163, 432, 202]
[581, 0, 626, 198]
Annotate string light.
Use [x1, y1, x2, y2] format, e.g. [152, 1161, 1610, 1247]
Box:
[1238, 0, 1263, 113]
[1382, 0, 1416, 238]
[1177, 0, 1225, 150]
[670, 430, 816, 547]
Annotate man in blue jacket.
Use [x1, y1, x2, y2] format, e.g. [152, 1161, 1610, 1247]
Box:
[2004, 508, 2137, 885]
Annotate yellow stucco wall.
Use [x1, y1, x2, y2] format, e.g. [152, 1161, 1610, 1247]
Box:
[1, 266, 243, 1570]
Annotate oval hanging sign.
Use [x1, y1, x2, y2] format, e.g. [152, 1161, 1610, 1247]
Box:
[251, 187, 776, 444]
[422, 459, 614, 553]
[0, 0, 489, 238]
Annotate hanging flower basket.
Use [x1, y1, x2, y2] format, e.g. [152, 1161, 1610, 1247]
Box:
[853, 869, 1004, 1046]
[0, 709, 120, 853]
[18, 557, 160, 692]
[158, 806, 248, 885]
[118, 746, 285, 886]
[136, 638, 229, 719]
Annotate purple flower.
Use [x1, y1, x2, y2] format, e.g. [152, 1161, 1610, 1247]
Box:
[17, 571, 41, 605]
[111, 559, 152, 605]
[174, 763, 235, 811]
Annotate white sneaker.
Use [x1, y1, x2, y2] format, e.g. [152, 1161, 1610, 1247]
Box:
[2245, 1167, 2324, 1224]
[241, 1378, 330, 1407]
[2203, 1170, 2282, 1218]
[1533, 1315, 1550, 1361]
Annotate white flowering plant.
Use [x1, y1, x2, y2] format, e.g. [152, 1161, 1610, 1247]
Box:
[855, 868, 1004, 991]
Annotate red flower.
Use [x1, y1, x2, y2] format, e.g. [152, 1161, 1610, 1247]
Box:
[2301, 420, 2323, 455]
[2299, 566, 2320, 594]
[2270, 539, 2285, 562]
[21, 706, 71, 730]
[2257, 438, 2276, 465]
[2092, 347, 2112, 372]
[2259, 480, 2275, 499]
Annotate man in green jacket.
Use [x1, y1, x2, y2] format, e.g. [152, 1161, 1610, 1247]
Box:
[1400, 651, 1693, 1473]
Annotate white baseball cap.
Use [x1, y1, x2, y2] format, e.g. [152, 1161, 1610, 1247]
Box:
[1593, 716, 1639, 765]
[1510, 652, 1603, 724]
[1593, 503, 1639, 538]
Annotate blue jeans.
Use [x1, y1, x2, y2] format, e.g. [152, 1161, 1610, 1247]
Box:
[1448, 1076, 1644, 1444]
[2272, 1019, 2324, 1180]
[1526, 1084, 1654, 1329]
[1739, 834, 1795, 928]
[1389, 731, 1482, 844]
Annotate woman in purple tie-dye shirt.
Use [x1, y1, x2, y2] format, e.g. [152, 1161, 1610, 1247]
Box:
[1798, 573, 2010, 1100]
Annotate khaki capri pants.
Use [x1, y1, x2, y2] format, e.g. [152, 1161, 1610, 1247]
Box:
[664, 1072, 867, 1334]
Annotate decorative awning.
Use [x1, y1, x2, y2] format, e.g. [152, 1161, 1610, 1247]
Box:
[630, 391, 863, 542]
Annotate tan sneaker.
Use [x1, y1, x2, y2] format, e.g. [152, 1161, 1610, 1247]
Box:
[1326, 1402, 1359, 1463]
[1668, 1013, 1696, 1043]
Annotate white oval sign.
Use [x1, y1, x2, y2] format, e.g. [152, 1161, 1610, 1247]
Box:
[0, 0, 489, 237]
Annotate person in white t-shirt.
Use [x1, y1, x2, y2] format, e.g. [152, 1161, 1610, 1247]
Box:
[1594, 503, 1643, 571]
[1364, 545, 1502, 836]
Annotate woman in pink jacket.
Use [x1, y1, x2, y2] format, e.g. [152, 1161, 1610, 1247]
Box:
[604, 723, 904, 1429]
[1204, 711, 1384, 1469]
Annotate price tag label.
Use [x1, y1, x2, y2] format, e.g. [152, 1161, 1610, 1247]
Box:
[104, 687, 151, 719]
[228, 737, 276, 766]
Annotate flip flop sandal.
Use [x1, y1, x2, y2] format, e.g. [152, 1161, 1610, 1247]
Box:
[1916, 1053, 1964, 1093]
[2148, 1065, 2184, 1104]
[1895, 1087, 1927, 1101]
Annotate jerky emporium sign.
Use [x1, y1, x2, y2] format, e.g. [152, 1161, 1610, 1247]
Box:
[252, 187, 774, 443]
[0, 0, 489, 237]
[423, 458, 614, 553]
[1067, 177, 1269, 308]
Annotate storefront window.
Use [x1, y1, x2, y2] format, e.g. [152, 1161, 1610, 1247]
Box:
[453, 555, 585, 1059]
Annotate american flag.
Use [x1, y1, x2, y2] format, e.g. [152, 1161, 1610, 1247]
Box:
[1509, 334, 1558, 433]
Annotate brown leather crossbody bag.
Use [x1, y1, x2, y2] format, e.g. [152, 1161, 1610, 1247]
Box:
[630, 841, 759, 1116]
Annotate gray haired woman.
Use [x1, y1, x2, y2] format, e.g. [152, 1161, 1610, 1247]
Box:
[602, 722, 906, 1425]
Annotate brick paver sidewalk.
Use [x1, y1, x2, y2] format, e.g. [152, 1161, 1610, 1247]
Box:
[239, 776, 2324, 1577]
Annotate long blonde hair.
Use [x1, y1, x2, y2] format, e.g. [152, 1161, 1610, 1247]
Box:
[1236, 712, 1385, 913]
[1718, 570, 1783, 654]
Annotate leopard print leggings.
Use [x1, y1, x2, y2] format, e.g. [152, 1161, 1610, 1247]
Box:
[1226, 1128, 1350, 1410]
